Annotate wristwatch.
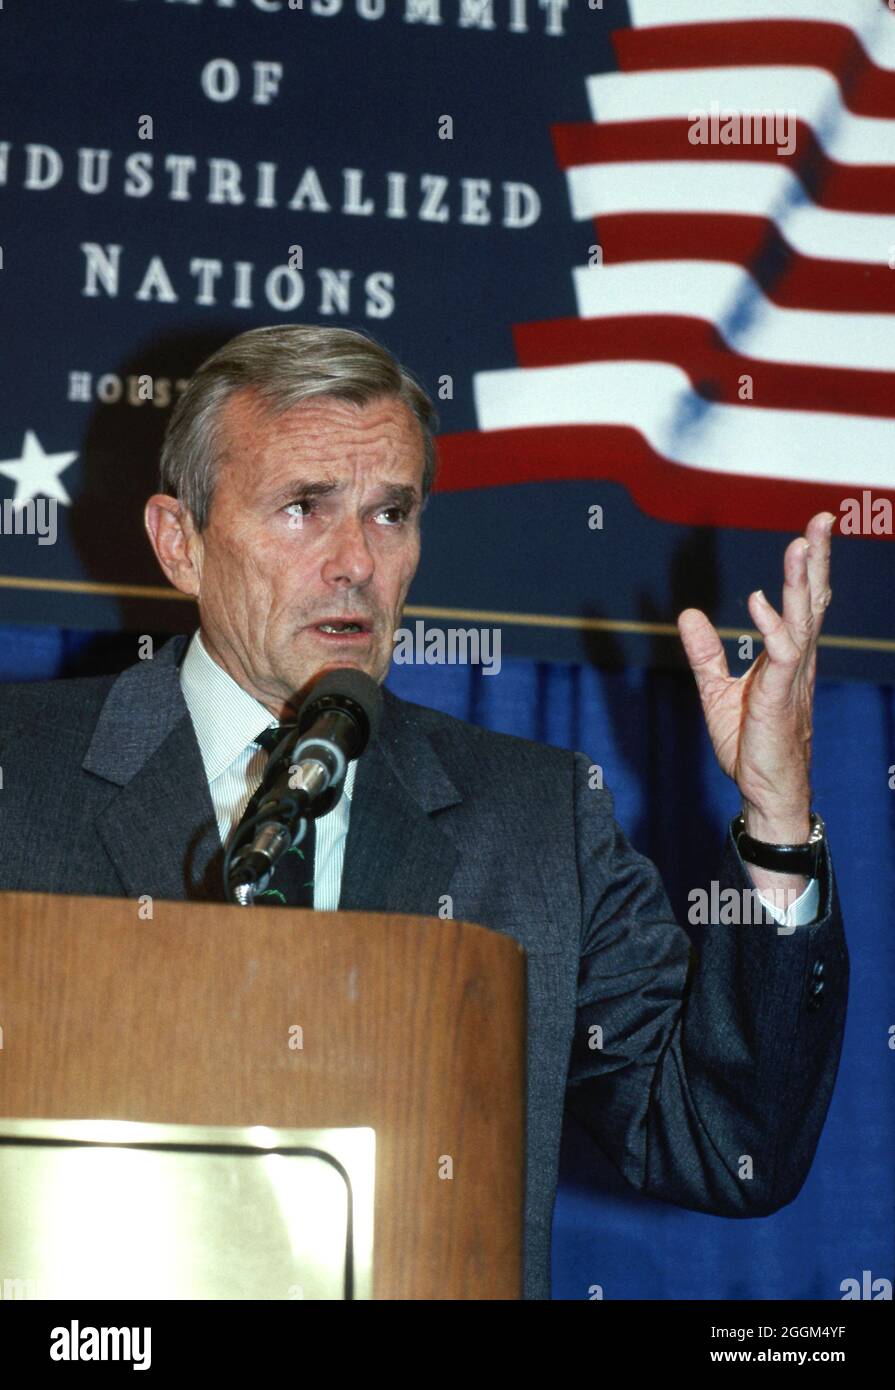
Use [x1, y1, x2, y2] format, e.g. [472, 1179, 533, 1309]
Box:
[732, 811, 826, 878]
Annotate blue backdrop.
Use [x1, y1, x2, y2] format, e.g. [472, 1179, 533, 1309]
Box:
[3, 622, 891, 1301]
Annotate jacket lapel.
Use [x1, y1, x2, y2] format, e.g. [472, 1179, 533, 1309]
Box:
[338, 688, 462, 917]
[83, 640, 464, 913]
[83, 635, 225, 902]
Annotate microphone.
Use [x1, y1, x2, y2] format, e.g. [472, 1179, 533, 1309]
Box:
[225, 667, 383, 905]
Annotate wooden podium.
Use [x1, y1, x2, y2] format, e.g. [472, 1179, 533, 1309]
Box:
[0, 892, 526, 1299]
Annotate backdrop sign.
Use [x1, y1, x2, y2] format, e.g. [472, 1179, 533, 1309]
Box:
[1, 0, 893, 678]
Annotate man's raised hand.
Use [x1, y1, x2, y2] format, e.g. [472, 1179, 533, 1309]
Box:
[676, 511, 835, 847]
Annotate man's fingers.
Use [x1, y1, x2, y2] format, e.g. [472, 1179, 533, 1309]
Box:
[677, 607, 730, 694]
[748, 588, 802, 699]
[781, 533, 813, 644]
[804, 511, 835, 627]
[781, 513, 834, 647]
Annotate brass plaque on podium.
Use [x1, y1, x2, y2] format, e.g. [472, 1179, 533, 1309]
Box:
[0, 1118, 375, 1300]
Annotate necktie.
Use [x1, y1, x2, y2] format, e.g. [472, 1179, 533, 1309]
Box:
[246, 724, 316, 909]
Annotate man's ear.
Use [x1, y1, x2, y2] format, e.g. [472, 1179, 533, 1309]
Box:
[144, 494, 203, 598]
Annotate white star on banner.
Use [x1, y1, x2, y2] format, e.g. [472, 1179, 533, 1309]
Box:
[0, 430, 78, 510]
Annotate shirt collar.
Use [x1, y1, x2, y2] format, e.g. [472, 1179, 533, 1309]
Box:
[179, 629, 356, 801]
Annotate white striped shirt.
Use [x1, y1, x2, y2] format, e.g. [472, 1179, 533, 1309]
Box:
[179, 629, 356, 911]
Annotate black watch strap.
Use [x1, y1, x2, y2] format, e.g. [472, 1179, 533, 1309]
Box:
[733, 812, 825, 878]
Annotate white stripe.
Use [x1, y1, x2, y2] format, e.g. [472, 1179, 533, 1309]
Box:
[472, 360, 895, 486]
[573, 261, 895, 373]
[586, 67, 895, 167]
[566, 160, 895, 265]
[628, 0, 895, 71]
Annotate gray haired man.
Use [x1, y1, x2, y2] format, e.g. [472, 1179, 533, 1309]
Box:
[0, 324, 847, 1299]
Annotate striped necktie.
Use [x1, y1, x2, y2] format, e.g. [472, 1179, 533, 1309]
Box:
[246, 724, 316, 909]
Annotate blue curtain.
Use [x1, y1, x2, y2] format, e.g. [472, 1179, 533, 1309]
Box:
[3, 622, 892, 1300]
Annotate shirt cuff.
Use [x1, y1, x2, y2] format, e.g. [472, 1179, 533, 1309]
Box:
[754, 876, 820, 929]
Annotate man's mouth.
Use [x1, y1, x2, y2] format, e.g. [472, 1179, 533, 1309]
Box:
[310, 617, 372, 638]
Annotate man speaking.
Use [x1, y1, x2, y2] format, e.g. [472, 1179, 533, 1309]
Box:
[0, 325, 847, 1300]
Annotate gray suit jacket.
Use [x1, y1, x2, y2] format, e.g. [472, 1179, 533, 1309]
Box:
[0, 633, 848, 1299]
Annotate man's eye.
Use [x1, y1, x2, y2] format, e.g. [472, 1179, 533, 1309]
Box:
[284, 499, 312, 518]
[375, 507, 408, 525]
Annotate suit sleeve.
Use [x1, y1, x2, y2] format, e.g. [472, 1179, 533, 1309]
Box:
[565, 752, 849, 1217]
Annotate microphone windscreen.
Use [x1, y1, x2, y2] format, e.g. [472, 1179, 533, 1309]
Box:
[298, 666, 384, 743]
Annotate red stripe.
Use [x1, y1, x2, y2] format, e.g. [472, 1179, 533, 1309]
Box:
[510, 315, 895, 419]
[434, 427, 895, 538]
[612, 19, 895, 121]
[591, 213, 895, 314]
[551, 119, 895, 215]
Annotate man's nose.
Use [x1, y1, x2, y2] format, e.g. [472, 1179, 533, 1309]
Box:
[321, 515, 375, 587]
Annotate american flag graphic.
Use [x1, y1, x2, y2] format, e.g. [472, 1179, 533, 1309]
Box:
[437, 0, 895, 538]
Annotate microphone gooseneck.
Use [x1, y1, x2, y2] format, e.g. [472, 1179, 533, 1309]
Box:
[224, 667, 383, 906]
